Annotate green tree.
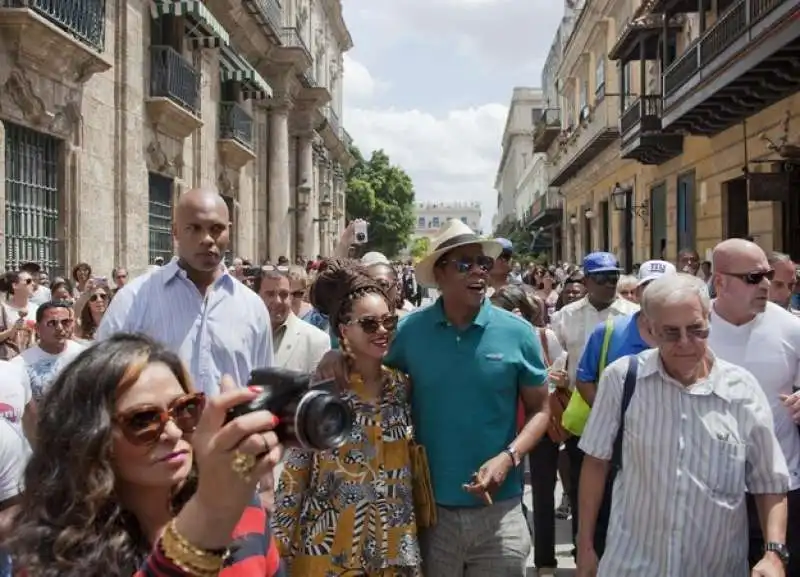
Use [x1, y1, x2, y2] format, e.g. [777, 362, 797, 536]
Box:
[345, 148, 416, 258]
[409, 237, 430, 261]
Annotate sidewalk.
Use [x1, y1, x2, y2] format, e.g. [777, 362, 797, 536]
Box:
[524, 481, 576, 576]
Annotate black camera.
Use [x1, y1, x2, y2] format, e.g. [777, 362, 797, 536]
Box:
[225, 367, 353, 451]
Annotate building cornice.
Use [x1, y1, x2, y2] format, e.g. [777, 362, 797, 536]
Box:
[322, 0, 353, 51]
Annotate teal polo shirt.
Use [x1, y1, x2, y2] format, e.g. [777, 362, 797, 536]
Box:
[384, 298, 547, 507]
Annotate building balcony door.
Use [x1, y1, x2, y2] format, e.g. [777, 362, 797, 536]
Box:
[650, 183, 667, 259]
[676, 171, 696, 252]
[782, 170, 800, 260]
[723, 177, 749, 240]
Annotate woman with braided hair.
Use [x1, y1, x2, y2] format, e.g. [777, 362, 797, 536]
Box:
[272, 259, 422, 576]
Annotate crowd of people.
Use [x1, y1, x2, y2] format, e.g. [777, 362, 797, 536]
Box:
[0, 186, 799, 577]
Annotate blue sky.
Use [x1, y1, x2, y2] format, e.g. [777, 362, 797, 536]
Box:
[341, 0, 565, 230]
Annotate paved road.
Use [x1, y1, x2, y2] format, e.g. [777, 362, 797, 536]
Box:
[524, 482, 576, 576]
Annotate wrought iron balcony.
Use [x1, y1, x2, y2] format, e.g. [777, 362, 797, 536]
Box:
[150, 45, 200, 115]
[219, 102, 254, 149]
[280, 26, 311, 62]
[246, 0, 282, 38]
[549, 98, 620, 187]
[661, 0, 800, 134]
[341, 127, 353, 150]
[619, 95, 683, 164]
[325, 105, 341, 135]
[533, 109, 561, 153]
[299, 69, 318, 88]
[1, 0, 106, 51]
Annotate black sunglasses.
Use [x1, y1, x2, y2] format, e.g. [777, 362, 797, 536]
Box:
[350, 314, 399, 334]
[587, 272, 620, 286]
[722, 269, 775, 285]
[440, 256, 495, 274]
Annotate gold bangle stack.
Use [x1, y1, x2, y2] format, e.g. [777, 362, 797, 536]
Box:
[160, 518, 227, 576]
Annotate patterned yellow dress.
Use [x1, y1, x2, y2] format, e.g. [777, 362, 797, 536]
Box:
[272, 367, 422, 577]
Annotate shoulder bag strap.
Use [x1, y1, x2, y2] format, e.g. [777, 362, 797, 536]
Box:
[598, 317, 615, 374]
[610, 355, 639, 471]
[538, 328, 552, 367]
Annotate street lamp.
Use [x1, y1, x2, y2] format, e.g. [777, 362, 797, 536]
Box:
[610, 182, 649, 273]
[569, 214, 578, 225]
[584, 208, 595, 219]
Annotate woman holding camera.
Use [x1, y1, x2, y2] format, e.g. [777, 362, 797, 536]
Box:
[7, 333, 286, 577]
[273, 260, 422, 576]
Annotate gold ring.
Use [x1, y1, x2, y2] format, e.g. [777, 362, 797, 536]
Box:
[231, 450, 257, 482]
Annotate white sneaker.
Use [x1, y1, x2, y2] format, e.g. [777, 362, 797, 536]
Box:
[537, 569, 556, 577]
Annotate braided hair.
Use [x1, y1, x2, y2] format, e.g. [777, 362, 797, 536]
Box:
[308, 259, 391, 340]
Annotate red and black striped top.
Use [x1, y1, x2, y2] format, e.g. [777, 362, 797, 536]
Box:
[135, 500, 285, 577]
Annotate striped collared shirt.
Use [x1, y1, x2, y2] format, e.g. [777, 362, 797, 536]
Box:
[97, 260, 273, 394]
[580, 349, 789, 577]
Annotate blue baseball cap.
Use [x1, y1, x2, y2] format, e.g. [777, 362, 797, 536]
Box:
[495, 238, 513, 253]
[583, 252, 622, 274]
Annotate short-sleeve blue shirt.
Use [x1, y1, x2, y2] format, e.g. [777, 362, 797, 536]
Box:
[384, 298, 548, 506]
[576, 311, 651, 383]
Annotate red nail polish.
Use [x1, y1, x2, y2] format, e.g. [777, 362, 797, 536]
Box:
[248, 386, 262, 393]
[271, 415, 281, 427]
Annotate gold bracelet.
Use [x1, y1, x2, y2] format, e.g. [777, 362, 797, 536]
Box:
[160, 519, 226, 576]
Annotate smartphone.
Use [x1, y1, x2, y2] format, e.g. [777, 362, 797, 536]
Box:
[353, 221, 368, 245]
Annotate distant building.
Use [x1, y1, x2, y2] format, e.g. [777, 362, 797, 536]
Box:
[413, 201, 483, 241]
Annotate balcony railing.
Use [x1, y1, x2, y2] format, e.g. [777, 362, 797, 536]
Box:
[252, 0, 282, 34]
[150, 45, 200, 114]
[325, 106, 341, 135]
[341, 127, 353, 149]
[533, 108, 561, 152]
[663, 0, 788, 98]
[620, 95, 663, 136]
[219, 102, 253, 149]
[280, 26, 311, 62]
[2, 0, 106, 50]
[299, 69, 318, 88]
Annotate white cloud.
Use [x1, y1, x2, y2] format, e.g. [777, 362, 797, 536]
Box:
[344, 57, 506, 233]
[342, 54, 386, 105]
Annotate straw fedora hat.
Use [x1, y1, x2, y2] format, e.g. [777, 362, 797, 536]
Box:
[415, 219, 503, 288]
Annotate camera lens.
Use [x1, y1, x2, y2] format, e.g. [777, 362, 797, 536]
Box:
[294, 390, 353, 450]
[356, 232, 366, 242]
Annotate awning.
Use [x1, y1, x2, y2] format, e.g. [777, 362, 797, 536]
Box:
[220, 49, 273, 100]
[150, 1, 230, 49]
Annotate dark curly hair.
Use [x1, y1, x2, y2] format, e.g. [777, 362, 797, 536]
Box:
[308, 258, 390, 339]
[7, 333, 197, 577]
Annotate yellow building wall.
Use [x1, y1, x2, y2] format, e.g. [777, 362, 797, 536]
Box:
[562, 91, 800, 264]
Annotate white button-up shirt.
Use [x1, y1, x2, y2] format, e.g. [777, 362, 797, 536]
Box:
[580, 349, 789, 577]
[550, 296, 639, 386]
[97, 261, 273, 395]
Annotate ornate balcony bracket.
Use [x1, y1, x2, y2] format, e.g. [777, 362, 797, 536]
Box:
[146, 98, 202, 140]
[0, 7, 111, 83]
[217, 138, 255, 171]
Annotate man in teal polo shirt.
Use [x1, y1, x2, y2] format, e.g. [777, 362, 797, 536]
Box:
[315, 219, 551, 576]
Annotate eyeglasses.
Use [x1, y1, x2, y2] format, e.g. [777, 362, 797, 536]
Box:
[587, 272, 620, 286]
[375, 278, 396, 291]
[722, 269, 775, 285]
[350, 314, 399, 334]
[89, 293, 108, 302]
[440, 256, 495, 274]
[114, 393, 206, 446]
[658, 325, 710, 342]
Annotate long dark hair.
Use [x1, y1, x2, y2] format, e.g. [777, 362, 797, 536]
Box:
[7, 334, 197, 577]
[492, 284, 542, 325]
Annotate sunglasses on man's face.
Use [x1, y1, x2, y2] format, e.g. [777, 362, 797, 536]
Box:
[114, 393, 206, 446]
[441, 255, 495, 274]
[588, 272, 620, 286]
[350, 314, 399, 334]
[722, 269, 775, 285]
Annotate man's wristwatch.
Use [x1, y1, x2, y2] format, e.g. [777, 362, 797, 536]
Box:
[503, 445, 521, 467]
[765, 542, 789, 565]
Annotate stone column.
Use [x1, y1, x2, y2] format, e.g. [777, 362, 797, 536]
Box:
[296, 133, 314, 260]
[268, 98, 292, 262]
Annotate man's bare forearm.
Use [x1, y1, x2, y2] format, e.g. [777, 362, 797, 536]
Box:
[755, 492, 787, 543]
[513, 388, 550, 455]
[577, 456, 609, 549]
